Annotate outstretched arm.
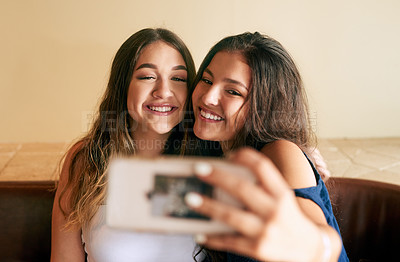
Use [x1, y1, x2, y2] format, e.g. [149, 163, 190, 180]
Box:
[185, 147, 341, 262]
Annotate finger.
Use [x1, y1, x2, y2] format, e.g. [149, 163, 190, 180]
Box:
[229, 147, 289, 198]
[197, 165, 275, 218]
[185, 193, 263, 237]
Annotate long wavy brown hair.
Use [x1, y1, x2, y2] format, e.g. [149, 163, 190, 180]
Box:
[186, 31, 314, 154]
[188, 32, 315, 261]
[58, 28, 196, 230]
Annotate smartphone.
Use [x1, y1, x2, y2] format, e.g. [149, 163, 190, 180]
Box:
[106, 156, 254, 234]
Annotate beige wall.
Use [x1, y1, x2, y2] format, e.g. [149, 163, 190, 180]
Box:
[1, 0, 399, 142]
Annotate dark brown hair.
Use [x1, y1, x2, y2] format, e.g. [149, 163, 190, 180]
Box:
[190, 32, 315, 261]
[59, 28, 196, 228]
[190, 32, 314, 152]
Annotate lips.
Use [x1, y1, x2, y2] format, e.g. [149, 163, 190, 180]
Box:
[198, 107, 224, 122]
[145, 104, 178, 115]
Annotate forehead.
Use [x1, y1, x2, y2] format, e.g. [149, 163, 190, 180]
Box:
[207, 51, 251, 86]
[135, 41, 185, 67]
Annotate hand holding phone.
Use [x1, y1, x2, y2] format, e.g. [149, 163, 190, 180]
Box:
[106, 156, 254, 234]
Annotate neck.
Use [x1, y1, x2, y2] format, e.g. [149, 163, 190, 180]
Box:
[220, 140, 233, 155]
[132, 129, 171, 158]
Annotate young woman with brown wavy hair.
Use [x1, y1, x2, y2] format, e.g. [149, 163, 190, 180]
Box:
[51, 28, 197, 261]
[184, 32, 349, 261]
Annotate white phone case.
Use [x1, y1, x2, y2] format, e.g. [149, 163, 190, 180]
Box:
[106, 157, 254, 234]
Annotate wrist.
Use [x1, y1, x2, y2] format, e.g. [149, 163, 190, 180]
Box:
[303, 226, 332, 262]
[319, 228, 332, 262]
[308, 226, 332, 262]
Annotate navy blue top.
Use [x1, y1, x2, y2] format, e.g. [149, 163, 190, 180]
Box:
[222, 155, 349, 262]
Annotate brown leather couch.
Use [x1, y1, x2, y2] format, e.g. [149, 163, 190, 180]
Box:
[326, 178, 400, 262]
[0, 178, 399, 262]
[0, 181, 55, 262]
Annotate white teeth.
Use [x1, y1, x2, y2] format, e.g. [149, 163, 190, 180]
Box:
[200, 109, 222, 121]
[150, 106, 173, 112]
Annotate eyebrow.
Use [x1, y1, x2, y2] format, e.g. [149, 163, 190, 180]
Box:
[136, 63, 187, 71]
[172, 65, 187, 71]
[204, 68, 248, 90]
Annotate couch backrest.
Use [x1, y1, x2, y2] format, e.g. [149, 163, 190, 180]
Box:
[0, 181, 55, 262]
[1, 178, 399, 262]
[327, 177, 400, 262]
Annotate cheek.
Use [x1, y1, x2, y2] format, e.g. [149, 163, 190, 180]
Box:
[127, 83, 138, 105]
[126, 90, 145, 119]
[230, 104, 248, 125]
[178, 88, 188, 106]
[127, 91, 139, 111]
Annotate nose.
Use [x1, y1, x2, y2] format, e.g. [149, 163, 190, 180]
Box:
[152, 79, 173, 99]
[201, 84, 220, 106]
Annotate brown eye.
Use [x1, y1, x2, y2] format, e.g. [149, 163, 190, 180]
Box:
[201, 78, 212, 85]
[227, 90, 242, 96]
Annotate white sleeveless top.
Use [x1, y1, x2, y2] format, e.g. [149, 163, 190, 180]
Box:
[82, 206, 200, 262]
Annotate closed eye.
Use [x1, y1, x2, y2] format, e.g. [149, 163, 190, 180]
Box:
[171, 77, 187, 82]
[138, 76, 155, 80]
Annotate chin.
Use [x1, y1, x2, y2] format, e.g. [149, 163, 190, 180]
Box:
[194, 126, 216, 141]
[155, 127, 176, 135]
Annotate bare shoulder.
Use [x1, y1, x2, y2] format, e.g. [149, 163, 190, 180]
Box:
[260, 140, 316, 189]
[52, 140, 86, 261]
[59, 141, 85, 184]
[55, 140, 85, 212]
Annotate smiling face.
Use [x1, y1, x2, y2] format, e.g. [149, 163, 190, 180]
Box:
[192, 51, 251, 147]
[127, 41, 188, 136]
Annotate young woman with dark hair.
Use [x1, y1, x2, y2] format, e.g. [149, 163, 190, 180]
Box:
[184, 32, 348, 262]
